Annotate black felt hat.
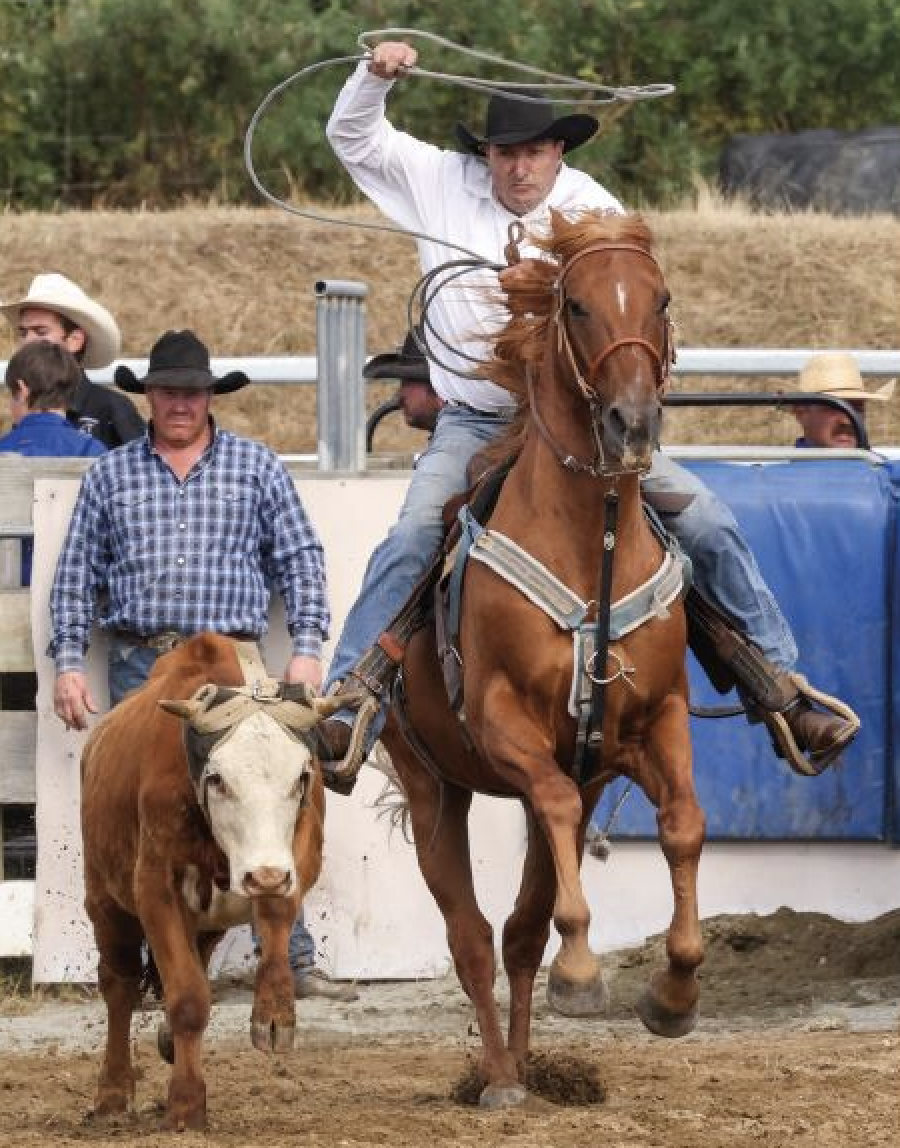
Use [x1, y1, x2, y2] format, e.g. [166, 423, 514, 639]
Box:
[456, 89, 598, 156]
[363, 331, 432, 385]
[114, 330, 249, 395]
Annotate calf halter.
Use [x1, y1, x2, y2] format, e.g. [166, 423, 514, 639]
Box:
[528, 241, 676, 478]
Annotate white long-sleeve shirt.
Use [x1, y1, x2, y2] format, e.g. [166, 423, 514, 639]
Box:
[327, 63, 624, 412]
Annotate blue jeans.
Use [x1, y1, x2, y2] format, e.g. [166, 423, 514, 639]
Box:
[106, 634, 317, 975]
[642, 453, 797, 669]
[326, 419, 798, 722]
[326, 403, 511, 710]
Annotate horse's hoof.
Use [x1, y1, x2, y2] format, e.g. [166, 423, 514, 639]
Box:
[547, 971, 609, 1017]
[479, 1083, 527, 1110]
[635, 990, 697, 1038]
[251, 1019, 295, 1053]
[156, 1022, 175, 1064]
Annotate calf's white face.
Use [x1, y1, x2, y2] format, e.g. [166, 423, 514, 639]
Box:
[200, 711, 312, 897]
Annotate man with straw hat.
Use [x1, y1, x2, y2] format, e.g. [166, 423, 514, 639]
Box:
[792, 352, 894, 449]
[1, 272, 144, 448]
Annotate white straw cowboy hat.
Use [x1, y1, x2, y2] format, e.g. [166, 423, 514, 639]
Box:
[0, 272, 122, 370]
[798, 352, 895, 402]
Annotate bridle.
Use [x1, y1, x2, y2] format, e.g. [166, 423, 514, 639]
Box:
[528, 241, 676, 478]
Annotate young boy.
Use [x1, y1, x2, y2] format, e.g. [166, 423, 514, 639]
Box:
[1, 341, 108, 459]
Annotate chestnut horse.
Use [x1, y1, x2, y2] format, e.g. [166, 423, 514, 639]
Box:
[381, 211, 705, 1108]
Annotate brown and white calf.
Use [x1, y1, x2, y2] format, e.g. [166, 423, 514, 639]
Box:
[80, 633, 342, 1131]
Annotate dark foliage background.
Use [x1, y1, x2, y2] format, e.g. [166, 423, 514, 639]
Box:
[1, 0, 899, 207]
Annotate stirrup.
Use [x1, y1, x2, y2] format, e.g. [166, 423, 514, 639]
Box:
[763, 673, 860, 777]
[324, 685, 381, 787]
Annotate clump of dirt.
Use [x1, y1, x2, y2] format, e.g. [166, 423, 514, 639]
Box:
[451, 1050, 606, 1107]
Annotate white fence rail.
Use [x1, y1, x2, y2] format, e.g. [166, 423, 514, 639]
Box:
[5, 346, 892, 387]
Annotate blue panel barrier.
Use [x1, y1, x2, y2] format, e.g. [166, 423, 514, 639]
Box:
[591, 458, 898, 842]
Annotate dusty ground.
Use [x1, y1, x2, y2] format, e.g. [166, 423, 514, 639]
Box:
[0, 908, 896, 1146]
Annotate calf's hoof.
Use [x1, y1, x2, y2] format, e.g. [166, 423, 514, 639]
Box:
[547, 970, 609, 1017]
[252, 1018, 295, 1053]
[90, 1094, 133, 1121]
[635, 989, 697, 1038]
[163, 1107, 207, 1133]
[479, 1082, 527, 1110]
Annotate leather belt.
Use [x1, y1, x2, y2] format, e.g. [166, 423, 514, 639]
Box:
[447, 400, 517, 420]
[111, 629, 260, 654]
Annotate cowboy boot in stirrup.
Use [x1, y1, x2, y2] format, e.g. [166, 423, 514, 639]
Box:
[760, 673, 860, 777]
[685, 589, 860, 776]
[317, 698, 381, 796]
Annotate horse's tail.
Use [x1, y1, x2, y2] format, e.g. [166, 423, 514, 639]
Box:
[370, 744, 414, 844]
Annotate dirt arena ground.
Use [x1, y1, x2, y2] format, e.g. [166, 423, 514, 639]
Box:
[0, 908, 896, 1146]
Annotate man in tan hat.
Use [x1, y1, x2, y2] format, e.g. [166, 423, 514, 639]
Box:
[1, 272, 144, 448]
[792, 352, 894, 449]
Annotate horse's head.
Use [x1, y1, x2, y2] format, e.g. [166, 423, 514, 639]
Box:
[550, 211, 673, 474]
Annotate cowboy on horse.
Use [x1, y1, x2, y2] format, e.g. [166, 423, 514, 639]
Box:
[315, 38, 858, 788]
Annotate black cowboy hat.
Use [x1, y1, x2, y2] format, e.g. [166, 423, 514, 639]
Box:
[114, 329, 249, 395]
[456, 89, 599, 156]
[363, 330, 433, 385]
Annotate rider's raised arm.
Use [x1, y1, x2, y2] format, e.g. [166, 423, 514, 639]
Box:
[326, 60, 452, 235]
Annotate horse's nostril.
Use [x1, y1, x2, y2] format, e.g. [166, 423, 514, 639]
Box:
[603, 404, 629, 446]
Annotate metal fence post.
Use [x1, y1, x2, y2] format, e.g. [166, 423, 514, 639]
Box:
[314, 279, 368, 472]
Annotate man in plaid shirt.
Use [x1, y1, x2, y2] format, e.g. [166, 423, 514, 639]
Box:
[49, 329, 329, 717]
[48, 329, 356, 1002]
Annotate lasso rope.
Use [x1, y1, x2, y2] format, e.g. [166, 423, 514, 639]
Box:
[243, 27, 675, 264]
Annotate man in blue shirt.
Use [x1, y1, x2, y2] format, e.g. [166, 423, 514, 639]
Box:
[48, 329, 356, 1002]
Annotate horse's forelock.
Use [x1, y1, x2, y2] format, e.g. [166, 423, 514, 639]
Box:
[480, 211, 655, 398]
[541, 210, 653, 263]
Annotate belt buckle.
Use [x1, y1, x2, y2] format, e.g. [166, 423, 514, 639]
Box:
[148, 631, 182, 654]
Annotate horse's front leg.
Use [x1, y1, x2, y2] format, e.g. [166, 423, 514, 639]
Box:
[383, 728, 524, 1110]
[502, 806, 557, 1078]
[484, 724, 606, 1018]
[634, 693, 705, 1037]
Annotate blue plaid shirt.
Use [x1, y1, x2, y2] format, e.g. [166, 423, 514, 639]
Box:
[49, 426, 329, 674]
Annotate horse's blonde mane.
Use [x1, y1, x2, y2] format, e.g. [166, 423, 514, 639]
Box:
[481, 210, 654, 398]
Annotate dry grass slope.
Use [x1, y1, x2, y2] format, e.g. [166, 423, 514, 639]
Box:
[1, 201, 897, 453]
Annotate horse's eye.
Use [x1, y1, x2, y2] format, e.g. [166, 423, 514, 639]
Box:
[567, 298, 589, 319]
[205, 772, 226, 795]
